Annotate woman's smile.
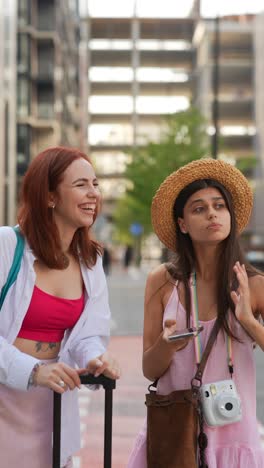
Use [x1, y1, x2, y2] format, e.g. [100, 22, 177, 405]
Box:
[78, 202, 96, 214]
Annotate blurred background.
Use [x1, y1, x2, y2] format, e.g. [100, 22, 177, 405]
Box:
[2, 0, 264, 264]
[1, 1, 264, 466]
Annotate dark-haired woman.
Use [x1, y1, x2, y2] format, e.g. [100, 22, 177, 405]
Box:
[0, 146, 120, 468]
[127, 158, 264, 468]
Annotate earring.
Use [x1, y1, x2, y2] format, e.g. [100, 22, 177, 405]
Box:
[49, 203, 55, 209]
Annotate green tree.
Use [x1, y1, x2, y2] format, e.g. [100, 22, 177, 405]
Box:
[114, 107, 209, 241]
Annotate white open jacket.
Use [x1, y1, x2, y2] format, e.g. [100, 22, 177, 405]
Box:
[0, 226, 110, 465]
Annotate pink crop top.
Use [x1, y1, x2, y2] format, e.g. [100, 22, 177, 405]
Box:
[17, 285, 85, 342]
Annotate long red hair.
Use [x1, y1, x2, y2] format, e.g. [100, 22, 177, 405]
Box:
[17, 146, 103, 269]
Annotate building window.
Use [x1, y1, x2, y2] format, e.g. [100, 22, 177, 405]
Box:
[37, 84, 54, 119]
[89, 123, 133, 145]
[89, 67, 133, 82]
[17, 124, 31, 176]
[136, 68, 189, 82]
[89, 96, 133, 114]
[17, 33, 30, 74]
[37, 43, 54, 79]
[4, 103, 9, 178]
[17, 0, 31, 26]
[91, 151, 131, 175]
[136, 96, 189, 114]
[17, 78, 30, 117]
[37, 0, 55, 31]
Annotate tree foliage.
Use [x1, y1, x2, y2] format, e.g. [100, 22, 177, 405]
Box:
[114, 107, 209, 241]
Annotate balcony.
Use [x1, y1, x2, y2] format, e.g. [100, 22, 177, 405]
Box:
[38, 103, 54, 120]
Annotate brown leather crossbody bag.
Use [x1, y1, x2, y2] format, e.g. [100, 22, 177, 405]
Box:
[145, 320, 220, 468]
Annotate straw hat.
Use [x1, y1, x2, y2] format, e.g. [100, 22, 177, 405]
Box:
[151, 158, 253, 252]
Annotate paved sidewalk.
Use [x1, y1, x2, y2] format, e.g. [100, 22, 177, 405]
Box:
[73, 335, 264, 467]
[73, 336, 147, 467]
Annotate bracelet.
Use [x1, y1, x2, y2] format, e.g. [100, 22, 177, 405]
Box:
[27, 362, 46, 389]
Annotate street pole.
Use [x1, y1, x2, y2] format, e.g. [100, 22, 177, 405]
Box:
[212, 15, 220, 159]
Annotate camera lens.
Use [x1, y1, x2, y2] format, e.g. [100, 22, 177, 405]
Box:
[225, 402, 233, 411]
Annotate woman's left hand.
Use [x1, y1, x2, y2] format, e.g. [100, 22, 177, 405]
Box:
[231, 262, 254, 325]
[86, 352, 121, 380]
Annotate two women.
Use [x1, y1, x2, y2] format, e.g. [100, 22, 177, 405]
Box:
[2, 149, 263, 467]
[128, 158, 264, 467]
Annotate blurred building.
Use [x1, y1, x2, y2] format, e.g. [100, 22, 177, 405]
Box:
[0, 1, 17, 225]
[194, 15, 255, 162]
[16, 0, 85, 183]
[250, 12, 264, 240]
[254, 12, 264, 177]
[0, 0, 87, 224]
[82, 11, 263, 218]
[84, 16, 194, 215]
[1, 2, 264, 233]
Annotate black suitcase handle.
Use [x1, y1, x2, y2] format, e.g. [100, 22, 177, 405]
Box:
[53, 374, 116, 468]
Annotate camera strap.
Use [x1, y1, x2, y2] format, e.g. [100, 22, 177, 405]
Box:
[190, 318, 220, 468]
[191, 272, 234, 377]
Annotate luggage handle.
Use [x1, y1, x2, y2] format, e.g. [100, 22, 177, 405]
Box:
[53, 374, 116, 468]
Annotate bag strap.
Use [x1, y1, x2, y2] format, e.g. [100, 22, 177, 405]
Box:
[191, 319, 220, 397]
[0, 227, 25, 309]
[192, 320, 220, 468]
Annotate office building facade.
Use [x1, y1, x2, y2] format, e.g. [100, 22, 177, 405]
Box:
[16, 0, 85, 186]
[0, 1, 17, 225]
[83, 12, 262, 217]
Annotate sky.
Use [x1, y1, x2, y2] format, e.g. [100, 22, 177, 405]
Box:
[79, 0, 264, 17]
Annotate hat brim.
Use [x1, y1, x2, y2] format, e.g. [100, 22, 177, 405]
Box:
[151, 158, 253, 252]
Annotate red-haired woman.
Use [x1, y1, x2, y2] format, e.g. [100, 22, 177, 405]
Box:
[0, 147, 120, 468]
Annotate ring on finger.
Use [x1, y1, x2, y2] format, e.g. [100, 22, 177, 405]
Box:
[58, 379, 65, 388]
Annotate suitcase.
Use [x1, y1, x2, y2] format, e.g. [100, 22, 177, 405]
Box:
[53, 374, 116, 468]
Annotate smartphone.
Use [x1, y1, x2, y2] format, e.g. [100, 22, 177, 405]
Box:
[168, 325, 204, 342]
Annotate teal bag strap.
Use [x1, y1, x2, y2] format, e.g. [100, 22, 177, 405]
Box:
[0, 227, 25, 309]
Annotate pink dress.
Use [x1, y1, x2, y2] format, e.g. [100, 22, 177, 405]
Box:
[0, 357, 73, 468]
[127, 286, 264, 468]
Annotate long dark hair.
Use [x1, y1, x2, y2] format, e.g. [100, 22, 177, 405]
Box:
[166, 179, 257, 339]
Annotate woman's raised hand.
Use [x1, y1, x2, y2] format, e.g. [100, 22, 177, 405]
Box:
[86, 352, 121, 380]
[231, 261, 253, 325]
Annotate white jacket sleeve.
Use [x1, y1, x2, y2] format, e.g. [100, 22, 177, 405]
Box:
[68, 255, 111, 368]
[0, 226, 40, 390]
[0, 338, 39, 390]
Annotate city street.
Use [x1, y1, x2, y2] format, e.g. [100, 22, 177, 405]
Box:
[2, 3, 264, 468]
[73, 265, 148, 467]
[73, 264, 264, 467]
